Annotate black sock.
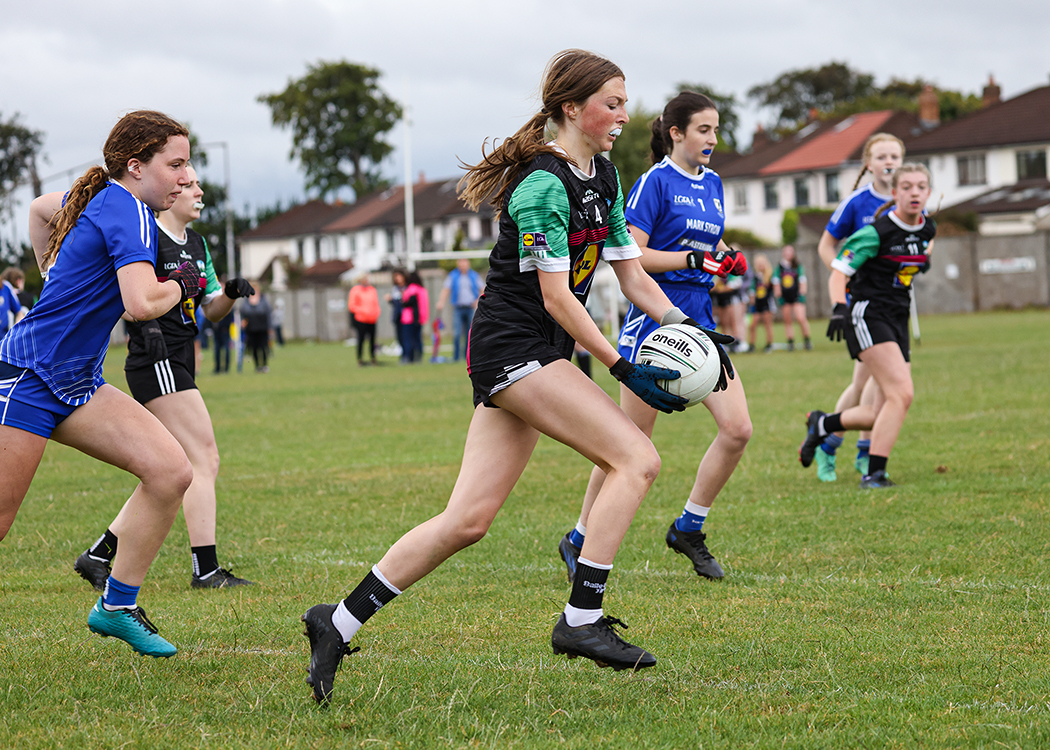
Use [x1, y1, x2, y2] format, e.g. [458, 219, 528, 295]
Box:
[88, 529, 118, 562]
[822, 413, 844, 435]
[342, 570, 400, 624]
[868, 455, 888, 476]
[568, 561, 610, 612]
[192, 545, 219, 577]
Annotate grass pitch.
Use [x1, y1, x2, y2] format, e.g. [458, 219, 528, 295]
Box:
[2, 310, 1048, 749]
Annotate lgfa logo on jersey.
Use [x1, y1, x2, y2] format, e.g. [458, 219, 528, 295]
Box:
[521, 232, 548, 257]
[674, 195, 695, 206]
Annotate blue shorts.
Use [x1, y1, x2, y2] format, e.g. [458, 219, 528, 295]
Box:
[0, 361, 78, 438]
[616, 284, 716, 363]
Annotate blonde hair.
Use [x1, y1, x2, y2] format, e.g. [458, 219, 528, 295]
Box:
[851, 132, 906, 191]
[754, 253, 773, 285]
[44, 110, 188, 270]
[873, 162, 932, 219]
[458, 50, 624, 213]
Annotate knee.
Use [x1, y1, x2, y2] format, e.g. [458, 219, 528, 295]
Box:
[629, 441, 662, 488]
[445, 512, 493, 550]
[720, 415, 753, 452]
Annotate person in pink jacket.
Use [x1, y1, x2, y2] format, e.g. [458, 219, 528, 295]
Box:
[399, 271, 429, 363]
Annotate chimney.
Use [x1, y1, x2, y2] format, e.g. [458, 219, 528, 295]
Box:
[919, 84, 940, 128]
[751, 124, 770, 152]
[417, 171, 426, 185]
[982, 75, 1001, 107]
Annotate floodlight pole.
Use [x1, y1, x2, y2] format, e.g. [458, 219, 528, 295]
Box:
[402, 98, 417, 271]
[201, 141, 242, 371]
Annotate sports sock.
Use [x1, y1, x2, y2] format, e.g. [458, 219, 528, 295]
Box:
[568, 522, 586, 548]
[856, 438, 871, 457]
[564, 558, 611, 627]
[821, 413, 844, 435]
[102, 576, 139, 610]
[87, 529, 118, 562]
[674, 501, 710, 533]
[336, 565, 401, 641]
[867, 454, 888, 476]
[820, 433, 843, 455]
[191, 545, 219, 578]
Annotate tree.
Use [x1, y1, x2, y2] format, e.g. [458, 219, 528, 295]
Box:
[748, 62, 876, 131]
[259, 61, 402, 200]
[608, 104, 661, 198]
[675, 83, 741, 152]
[0, 112, 45, 234]
[822, 77, 983, 123]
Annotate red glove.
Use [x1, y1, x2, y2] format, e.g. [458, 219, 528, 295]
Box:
[687, 248, 747, 277]
[162, 261, 205, 303]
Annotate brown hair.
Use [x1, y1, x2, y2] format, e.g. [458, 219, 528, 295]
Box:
[459, 49, 624, 212]
[1, 267, 25, 285]
[650, 91, 717, 164]
[873, 162, 932, 219]
[850, 132, 905, 191]
[43, 110, 188, 270]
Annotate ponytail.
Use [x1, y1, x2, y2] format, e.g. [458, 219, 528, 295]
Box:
[43, 166, 109, 271]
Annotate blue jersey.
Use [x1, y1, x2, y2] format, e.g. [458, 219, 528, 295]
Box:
[624, 156, 725, 287]
[825, 183, 893, 240]
[0, 182, 157, 405]
[0, 281, 22, 337]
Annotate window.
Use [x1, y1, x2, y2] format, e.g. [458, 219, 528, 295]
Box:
[957, 154, 987, 186]
[763, 181, 778, 210]
[733, 185, 749, 214]
[1017, 149, 1047, 180]
[794, 177, 810, 207]
[825, 173, 840, 204]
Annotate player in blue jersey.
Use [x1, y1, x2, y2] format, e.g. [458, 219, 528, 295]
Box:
[806, 133, 905, 482]
[558, 91, 751, 584]
[70, 166, 256, 592]
[299, 51, 736, 704]
[2, 111, 202, 658]
[800, 164, 935, 488]
[0, 267, 28, 337]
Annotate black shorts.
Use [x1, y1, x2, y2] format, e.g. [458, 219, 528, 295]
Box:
[845, 300, 910, 362]
[753, 296, 771, 314]
[466, 296, 572, 408]
[125, 339, 198, 405]
[712, 291, 735, 308]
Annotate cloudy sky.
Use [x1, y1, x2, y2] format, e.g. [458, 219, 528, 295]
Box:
[3, 0, 1048, 244]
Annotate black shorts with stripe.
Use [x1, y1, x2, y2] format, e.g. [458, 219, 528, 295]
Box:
[124, 339, 198, 405]
[845, 299, 910, 362]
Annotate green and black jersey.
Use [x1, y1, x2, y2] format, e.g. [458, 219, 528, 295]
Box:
[468, 152, 639, 375]
[832, 212, 935, 313]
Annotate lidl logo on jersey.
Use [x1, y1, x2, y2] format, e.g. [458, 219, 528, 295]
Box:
[520, 232, 548, 257]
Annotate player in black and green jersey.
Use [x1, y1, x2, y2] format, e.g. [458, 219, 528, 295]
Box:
[299, 49, 735, 704]
[799, 164, 935, 489]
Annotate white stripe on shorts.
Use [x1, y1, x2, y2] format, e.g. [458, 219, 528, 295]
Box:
[851, 300, 873, 350]
[153, 359, 176, 396]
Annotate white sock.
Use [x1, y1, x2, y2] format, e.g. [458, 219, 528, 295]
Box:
[563, 603, 602, 627]
[683, 500, 710, 518]
[574, 521, 586, 536]
[331, 601, 364, 642]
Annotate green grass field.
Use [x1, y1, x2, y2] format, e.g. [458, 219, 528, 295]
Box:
[2, 309, 1048, 749]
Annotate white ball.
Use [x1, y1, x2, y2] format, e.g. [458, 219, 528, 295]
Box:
[637, 324, 721, 408]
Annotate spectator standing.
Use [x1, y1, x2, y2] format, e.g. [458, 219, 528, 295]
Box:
[1, 267, 29, 337]
[241, 287, 272, 372]
[435, 258, 483, 361]
[348, 272, 381, 366]
[400, 270, 429, 363]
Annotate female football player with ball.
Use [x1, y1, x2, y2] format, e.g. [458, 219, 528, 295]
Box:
[300, 51, 734, 704]
[799, 163, 935, 489]
[558, 91, 751, 585]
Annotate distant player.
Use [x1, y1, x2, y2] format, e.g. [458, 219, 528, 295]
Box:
[808, 133, 905, 481]
[773, 244, 812, 350]
[3, 111, 200, 657]
[800, 163, 935, 488]
[72, 166, 256, 593]
[557, 91, 744, 586]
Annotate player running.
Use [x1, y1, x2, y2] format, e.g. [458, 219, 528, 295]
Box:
[299, 50, 733, 704]
[807, 133, 906, 481]
[799, 163, 935, 489]
[557, 91, 746, 585]
[71, 166, 256, 593]
[3, 111, 200, 657]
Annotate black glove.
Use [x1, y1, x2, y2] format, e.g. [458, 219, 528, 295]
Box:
[827, 303, 849, 342]
[680, 318, 736, 393]
[225, 278, 255, 299]
[609, 357, 686, 414]
[686, 248, 748, 277]
[165, 261, 205, 303]
[142, 320, 168, 363]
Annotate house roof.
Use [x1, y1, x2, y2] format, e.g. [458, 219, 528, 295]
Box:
[943, 179, 1050, 215]
[760, 111, 895, 175]
[907, 85, 1050, 154]
[300, 259, 355, 287]
[240, 200, 354, 240]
